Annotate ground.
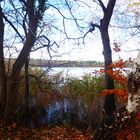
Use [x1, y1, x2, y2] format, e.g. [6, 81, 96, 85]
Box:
[0, 120, 94, 140]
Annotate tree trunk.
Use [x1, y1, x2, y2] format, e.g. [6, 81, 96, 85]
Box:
[24, 56, 30, 124]
[0, 6, 7, 114]
[2, 0, 46, 122]
[4, 71, 21, 121]
[95, 23, 116, 140]
[100, 27, 116, 125]
[97, 0, 117, 126]
[4, 19, 38, 122]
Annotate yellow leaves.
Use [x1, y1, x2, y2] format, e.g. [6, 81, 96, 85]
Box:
[128, 2, 140, 8]
[127, 1, 140, 14]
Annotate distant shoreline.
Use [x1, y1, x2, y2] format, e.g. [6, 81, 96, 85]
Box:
[29, 59, 104, 67]
[5, 58, 132, 68]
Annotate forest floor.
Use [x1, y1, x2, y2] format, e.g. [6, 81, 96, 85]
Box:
[1, 116, 140, 139]
[0, 120, 94, 140]
[1, 121, 140, 140]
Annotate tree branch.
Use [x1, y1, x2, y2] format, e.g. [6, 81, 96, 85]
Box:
[97, 0, 106, 13]
[22, 13, 28, 37]
[83, 22, 100, 42]
[100, 0, 116, 28]
[2, 14, 24, 42]
[65, 0, 83, 31]
[105, 0, 116, 25]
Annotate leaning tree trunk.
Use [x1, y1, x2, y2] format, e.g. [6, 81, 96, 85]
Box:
[0, 6, 7, 114]
[4, 20, 38, 122]
[3, 0, 46, 122]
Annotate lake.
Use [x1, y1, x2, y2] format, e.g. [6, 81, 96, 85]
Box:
[45, 67, 131, 78]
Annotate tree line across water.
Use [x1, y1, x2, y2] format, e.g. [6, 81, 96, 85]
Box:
[6, 58, 133, 68]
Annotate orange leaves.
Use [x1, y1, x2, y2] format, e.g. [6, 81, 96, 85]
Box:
[0, 120, 94, 140]
[0, 121, 33, 140]
[12, 122, 17, 129]
[101, 89, 128, 102]
[101, 56, 140, 140]
[115, 121, 140, 140]
[100, 67, 128, 85]
[100, 59, 129, 103]
[116, 130, 136, 140]
[114, 111, 140, 140]
[35, 126, 93, 140]
[101, 59, 129, 84]
[109, 59, 127, 69]
[106, 69, 128, 84]
[108, 59, 128, 84]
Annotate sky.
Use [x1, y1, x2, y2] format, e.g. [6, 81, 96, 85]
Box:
[30, 34, 139, 62]
[3, 0, 140, 62]
[29, 0, 140, 62]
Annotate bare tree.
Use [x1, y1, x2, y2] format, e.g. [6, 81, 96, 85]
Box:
[79, 0, 117, 126]
[0, 0, 47, 122]
[0, 0, 86, 122]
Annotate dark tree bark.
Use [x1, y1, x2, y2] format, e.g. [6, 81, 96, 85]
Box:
[100, 28, 116, 125]
[89, 1, 116, 128]
[24, 55, 30, 124]
[4, 19, 38, 122]
[98, 0, 117, 126]
[4, 0, 45, 122]
[0, 6, 7, 114]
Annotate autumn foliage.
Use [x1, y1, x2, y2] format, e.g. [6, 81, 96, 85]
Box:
[100, 58, 129, 102]
[100, 43, 140, 139]
[100, 42, 129, 102]
[0, 119, 94, 140]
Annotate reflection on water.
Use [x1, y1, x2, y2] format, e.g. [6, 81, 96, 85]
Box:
[33, 96, 104, 129]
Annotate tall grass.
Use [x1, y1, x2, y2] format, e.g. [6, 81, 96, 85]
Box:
[17, 67, 128, 128]
[60, 73, 105, 128]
